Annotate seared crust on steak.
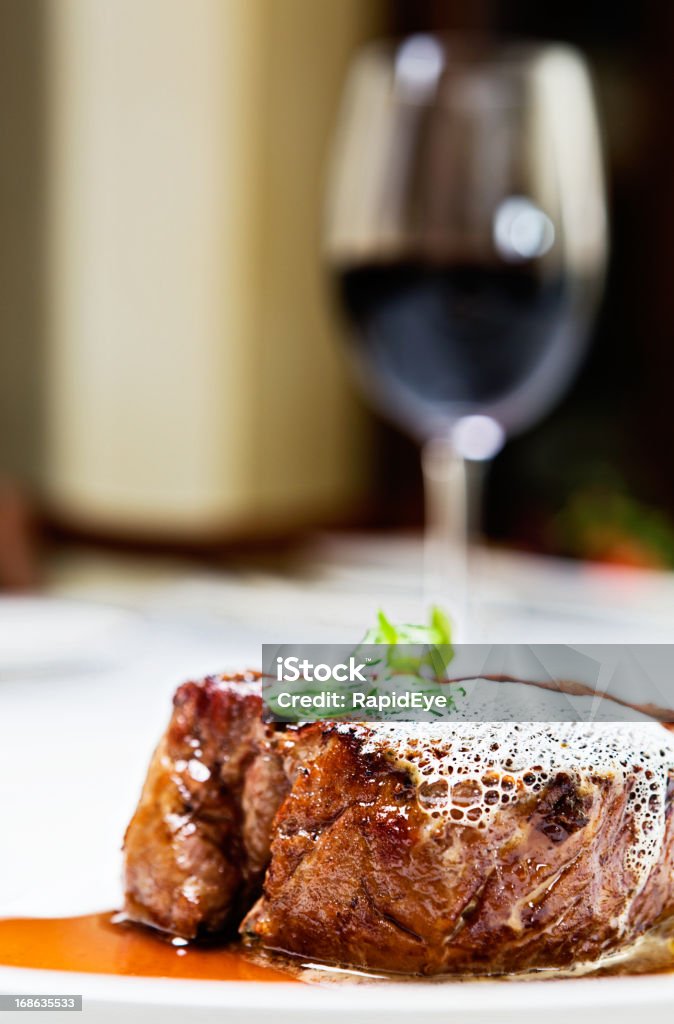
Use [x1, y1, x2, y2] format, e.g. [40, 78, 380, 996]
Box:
[123, 672, 287, 938]
[124, 676, 674, 973]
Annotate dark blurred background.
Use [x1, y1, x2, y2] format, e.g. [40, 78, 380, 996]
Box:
[384, 1, 674, 569]
[2, 0, 674, 588]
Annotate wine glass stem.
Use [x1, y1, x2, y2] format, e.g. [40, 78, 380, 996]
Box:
[422, 437, 480, 640]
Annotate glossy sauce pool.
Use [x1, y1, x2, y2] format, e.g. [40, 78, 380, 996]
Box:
[1, 912, 674, 984]
[0, 913, 296, 982]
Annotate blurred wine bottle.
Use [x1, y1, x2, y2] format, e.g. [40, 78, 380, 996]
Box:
[1, 0, 384, 543]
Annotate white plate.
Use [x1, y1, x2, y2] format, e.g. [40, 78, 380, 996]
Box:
[1, 966, 674, 1024]
[1, 596, 673, 1022]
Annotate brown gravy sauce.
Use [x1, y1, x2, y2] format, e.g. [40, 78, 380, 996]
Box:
[1, 912, 673, 984]
[0, 913, 295, 983]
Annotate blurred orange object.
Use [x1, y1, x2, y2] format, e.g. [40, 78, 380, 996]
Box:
[552, 486, 674, 569]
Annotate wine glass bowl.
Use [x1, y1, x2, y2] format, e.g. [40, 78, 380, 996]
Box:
[325, 34, 606, 445]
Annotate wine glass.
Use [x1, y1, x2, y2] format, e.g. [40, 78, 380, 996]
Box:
[324, 34, 607, 637]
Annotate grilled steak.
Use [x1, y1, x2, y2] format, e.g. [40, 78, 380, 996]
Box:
[123, 674, 674, 974]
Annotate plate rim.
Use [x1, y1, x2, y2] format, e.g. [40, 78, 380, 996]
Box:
[1, 964, 674, 1012]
